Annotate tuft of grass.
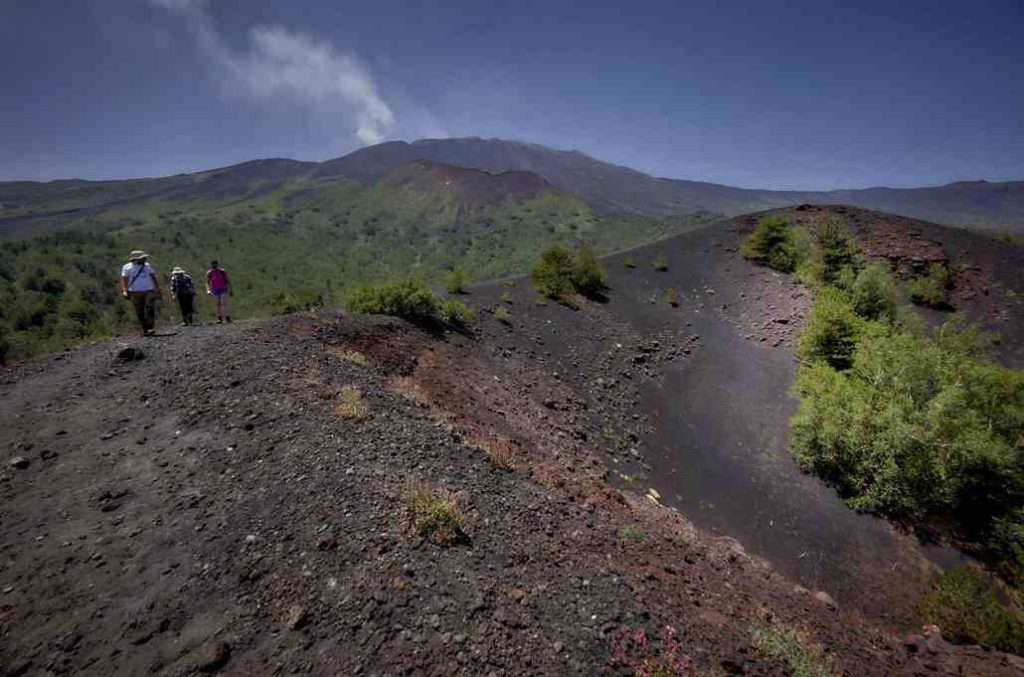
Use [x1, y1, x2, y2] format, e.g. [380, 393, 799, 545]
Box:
[750, 622, 837, 677]
[916, 565, 1024, 654]
[494, 307, 512, 324]
[335, 386, 368, 420]
[665, 288, 679, 307]
[326, 346, 367, 365]
[471, 434, 518, 471]
[499, 290, 512, 304]
[623, 256, 636, 269]
[402, 486, 469, 546]
[653, 254, 668, 271]
[620, 526, 645, 543]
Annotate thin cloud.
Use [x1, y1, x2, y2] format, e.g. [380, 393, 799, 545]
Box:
[150, 0, 394, 146]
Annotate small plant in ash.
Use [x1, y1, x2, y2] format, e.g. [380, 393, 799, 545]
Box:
[653, 254, 668, 271]
[620, 526, 645, 543]
[402, 486, 469, 546]
[499, 290, 512, 304]
[471, 434, 518, 471]
[750, 621, 837, 677]
[624, 256, 636, 269]
[438, 297, 475, 326]
[665, 288, 679, 307]
[444, 265, 470, 294]
[494, 307, 512, 324]
[335, 386, 368, 421]
[907, 262, 954, 310]
[612, 626, 694, 676]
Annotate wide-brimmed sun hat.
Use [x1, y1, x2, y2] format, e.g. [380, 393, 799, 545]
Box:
[171, 266, 186, 274]
[128, 250, 148, 261]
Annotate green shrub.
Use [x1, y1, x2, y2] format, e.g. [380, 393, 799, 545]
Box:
[908, 263, 954, 309]
[797, 287, 861, 369]
[438, 297, 475, 326]
[652, 254, 668, 271]
[531, 243, 606, 302]
[740, 216, 808, 273]
[917, 565, 1024, 654]
[494, 307, 512, 324]
[571, 243, 606, 296]
[619, 526, 645, 543]
[346, 278, 438, 318]
[851, 262, 897, 321]
[806, 217, 858, 285]
[445, 266, 469, 294]
[792, 316, 1024, 528]
[531, 244, 577, 300]
[623, 256, 636, 269]
[665, 288, 679, 307]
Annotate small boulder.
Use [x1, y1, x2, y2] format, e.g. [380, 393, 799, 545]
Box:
[197, 641, 231, 673]
[9, 456, 30, 470]
[286, 605, 308, 630]
[813, 590, 838, 610]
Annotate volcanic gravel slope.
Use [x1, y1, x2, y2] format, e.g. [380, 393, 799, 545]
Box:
[2, 206, 1023, 676]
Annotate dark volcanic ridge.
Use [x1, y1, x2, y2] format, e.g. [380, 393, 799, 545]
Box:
[376, 160, 554, 210]
[2, 205, 1023, 675]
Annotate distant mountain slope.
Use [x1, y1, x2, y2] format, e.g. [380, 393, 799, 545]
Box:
[378, 160, 553, 214]
[2, 137, 1022, 242]
[318, 138, 1024, 230]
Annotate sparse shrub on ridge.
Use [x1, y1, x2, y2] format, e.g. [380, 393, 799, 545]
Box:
[804, 217, 858, 285]
[797, 287, 861, 369]
[445, 265, 470, 294]
[850, 262, 897, 321]
[269, 287, 326, 315]
[531, 243, 606, 303]
[653, 254, 668, 271]
[740, 216, 808, 273]
[438, 297, 475, 326]
[346, 278, 438, 318]
[908, 262, 954, 310]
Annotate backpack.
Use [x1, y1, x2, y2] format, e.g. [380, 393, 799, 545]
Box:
[175, 272, 195, 295]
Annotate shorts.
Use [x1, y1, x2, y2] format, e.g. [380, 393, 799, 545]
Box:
[211, 289, 229, 297]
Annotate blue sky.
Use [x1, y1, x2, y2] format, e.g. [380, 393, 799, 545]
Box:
[1, 0, 1022, 189]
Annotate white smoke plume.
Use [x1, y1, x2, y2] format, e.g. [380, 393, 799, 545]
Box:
[149, 0, 394, 146]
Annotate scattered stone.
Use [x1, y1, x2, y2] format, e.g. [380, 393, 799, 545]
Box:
[286, 604, 308, 630]
[40, 449, 58, 460]
[9, 456, 30, 470]
[813, 590, 838, 610]
[196, 641, 231, 672]
[116, 347, 145, 362]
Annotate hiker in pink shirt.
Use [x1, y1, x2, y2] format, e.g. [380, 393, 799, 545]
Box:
[205, 260, 232, 324]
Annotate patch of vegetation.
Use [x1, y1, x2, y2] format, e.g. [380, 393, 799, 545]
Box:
[750, 622, 837, 677]
[803, 217, 858, 286]
[471, 435, 517, 471]
[623, 256, 636, 269]
[438, 297, 475, 326]
[620, 526, 645, 543]
[493, 307, 512, 324]
[796, 287, 860, 369]
[335, 386, 368, 421]
[917, 565, 1024, 654]
[665, 288, 679, 307]
[740, 216, 809, 273]
[653, 254, 668, 271]
[268, 287, 325, 315]
[402, 487, 469, 546]
[499, 290, 512, 304]
[346, 278, 439, 318]
[530, 243, 607, 303]
[850, 262, 897, 321]
[907, 262, 954, 310]
[444, 265, 470, 294]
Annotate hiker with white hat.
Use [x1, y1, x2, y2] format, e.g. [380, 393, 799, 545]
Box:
[169, 266, 197, 326]
[119, 250, 163, 336]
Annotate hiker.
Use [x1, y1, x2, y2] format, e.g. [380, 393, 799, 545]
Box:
[205, 260, 232, 323]
[119, 250, 163, 336]
[169, 266, 196, 326]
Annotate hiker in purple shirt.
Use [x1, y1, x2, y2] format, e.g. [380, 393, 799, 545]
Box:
[205, 260, 232, 324]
